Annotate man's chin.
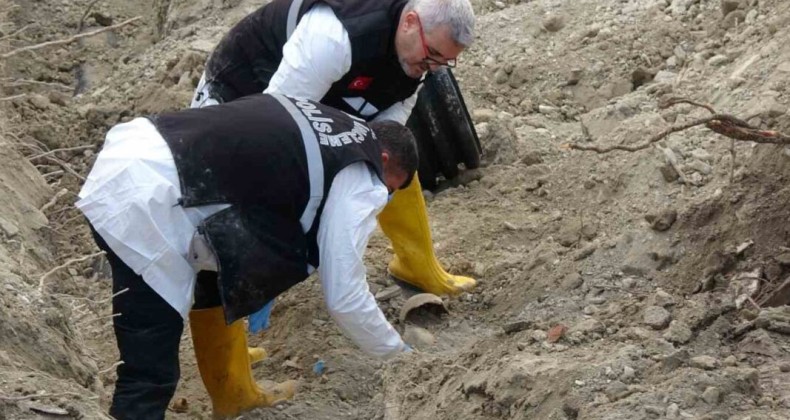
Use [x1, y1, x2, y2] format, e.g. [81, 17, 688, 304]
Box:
[399, 61, 424, 79]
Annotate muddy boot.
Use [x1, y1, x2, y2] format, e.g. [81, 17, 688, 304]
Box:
[378, 174, 476, 296]
[190, 307, 296, 419]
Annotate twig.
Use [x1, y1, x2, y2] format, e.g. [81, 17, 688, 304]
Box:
[567, 115, 719, 153]
[1, 77, 73, 91]
[39, 188, 70, 213]
[660, 97, 716, 114]
[77, 312, 121, 327]
[0, 16, 141, 60]
[0, 391, 99, 401]
[97, 360, 123, 375]
[78, 0, 103, 33]
[0, 24, 32, 41]
[43, 155, 85, 181]
[566, 98, 790, 153]
[0, 93, 25, 101]
[38, 250, 105, 293]
[30, 144, 94, 160]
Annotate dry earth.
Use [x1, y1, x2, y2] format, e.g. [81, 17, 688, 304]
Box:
[3, 0, 790, 419]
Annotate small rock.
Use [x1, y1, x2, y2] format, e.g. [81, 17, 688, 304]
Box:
[567, 68, 583, 85]
[0, 217, 19, 237]
[644, 209, 677, 232]
[542, 14, 566, 32]
[691, 148, 713, 162]
[547, 324, 568, 343]
[604, 381, 630, 401]
[651, 289, 676, 307]
[503, 320, 532, 334]
[473, 109, 497, 123]
[621, 365, 636, 382]
[690, 355, 720, 370]
[538, 104, 559, 115]
[643, 306, 672, 330]
[28, 94, 52, 111]
[653, 70, 678, 84]
[745, 9, 758, 25]
[708, 55, 730, 66]
[570, 318, 605, 335]
[701, 386, 721, 404]
[666, 402, 680, 418]
[573, 244, 597, 261]
[562, 272, 584, 290]
[403, 325, 435, 348]
[660, 163, 680, 182]
[721, 0, 743, 16]
[519, 150, 544, 166]
[687, 159, 712, 175]
[375, 285, 401, 301]
[663, 320, 692, 344]
[494, 69, 509, 84]
[531, 329, 548, 342]
[724, 355, 738, 367]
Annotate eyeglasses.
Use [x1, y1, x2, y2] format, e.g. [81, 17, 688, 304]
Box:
[414, 13, 457, 69]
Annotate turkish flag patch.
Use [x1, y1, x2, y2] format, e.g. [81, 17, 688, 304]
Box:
[348, 76, 374, 91]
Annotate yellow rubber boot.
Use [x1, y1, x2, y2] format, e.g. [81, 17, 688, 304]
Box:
[377, 174, 476, 296]
[248, 347, 267, 365]
[190, 307, 296, 419]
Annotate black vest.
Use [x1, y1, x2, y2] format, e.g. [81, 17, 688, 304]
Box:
[150, 94, 384, 323]
[205, 0, 421, 121]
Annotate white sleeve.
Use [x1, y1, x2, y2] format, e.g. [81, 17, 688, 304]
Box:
[317, 162, 406, 358]
[371, 89, 420, 125]
[263, 4, 352, 101]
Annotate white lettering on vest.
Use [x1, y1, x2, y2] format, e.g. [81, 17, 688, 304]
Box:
[293, 99, 371, 148]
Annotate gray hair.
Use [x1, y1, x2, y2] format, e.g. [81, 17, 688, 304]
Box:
[405, 0, 476, 47]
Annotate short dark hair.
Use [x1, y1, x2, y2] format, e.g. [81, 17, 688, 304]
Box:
[369, 120, 419, 188]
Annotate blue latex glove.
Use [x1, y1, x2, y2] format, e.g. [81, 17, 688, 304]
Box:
[248, 299, 276, 333]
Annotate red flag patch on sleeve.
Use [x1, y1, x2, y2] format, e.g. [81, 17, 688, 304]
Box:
[348, 76, 374, 91]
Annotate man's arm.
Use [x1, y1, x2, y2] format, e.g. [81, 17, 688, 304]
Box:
[317, 162, 406, 358]
[371, 88, 420, 126]
[264, 4, 352, 101]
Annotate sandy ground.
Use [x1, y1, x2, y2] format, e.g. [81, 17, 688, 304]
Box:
[3, 0, 790, 419]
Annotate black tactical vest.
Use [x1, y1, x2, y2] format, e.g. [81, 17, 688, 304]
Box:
[150, 94, 384, 323]
[204, 0, 420, 121]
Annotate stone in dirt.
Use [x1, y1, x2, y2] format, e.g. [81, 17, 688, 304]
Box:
[690, 355, 720, 370]
[547, 324, 568, 343]
[503, 320, 532, 334]
[644, 209, 677, 232]
[403, 325, 435, 348]
[570, 318, 605, 335]
[643, 306, 672, 330]
[701, 386, 721, 404]
[542, 14, 566, 32]
[663, 320, 692, 344]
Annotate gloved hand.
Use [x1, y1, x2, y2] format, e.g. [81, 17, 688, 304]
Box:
[248, 299, 276, 334]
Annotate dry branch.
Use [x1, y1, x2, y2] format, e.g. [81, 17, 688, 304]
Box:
[78, 0, 103, 33]
[1, 77, 73, 91]
[0, 93, 25, 101]
[0, 24, 32, 42]
[39, 188, 70, 213]
[30, 144, 94, 160]
[0, 16, 141, 60]
[565, 98, 790, 154]
[38, 250, 105, 293]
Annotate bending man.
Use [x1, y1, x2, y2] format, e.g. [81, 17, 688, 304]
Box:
[192, 0, 477, 296]
[77, 93, 417, 419]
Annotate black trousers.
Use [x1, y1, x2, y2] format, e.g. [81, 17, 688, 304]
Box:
[92, 229, 184, 419]
[92, 228, 224, 419]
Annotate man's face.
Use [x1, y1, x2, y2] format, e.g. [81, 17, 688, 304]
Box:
[395, 11, 465, 79]
[381, 152, 410, 193]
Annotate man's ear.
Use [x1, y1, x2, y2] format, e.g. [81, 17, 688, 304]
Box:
[381, 151, 390, 165]
[402, 11, 418, 30]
